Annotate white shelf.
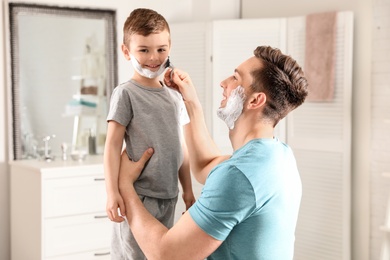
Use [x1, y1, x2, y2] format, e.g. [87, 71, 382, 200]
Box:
[62, 112, 98, 117]
[72, 94, 100, 101]
[71, 75, 104, 81]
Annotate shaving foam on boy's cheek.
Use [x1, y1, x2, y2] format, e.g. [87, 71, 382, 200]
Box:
[130, 54, 169, 79]
[217, 86, 246, 130]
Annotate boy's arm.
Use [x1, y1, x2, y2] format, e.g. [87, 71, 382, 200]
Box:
[119, 150, 222, 260]
[178, 135, 195, 211]
[104, 120, 126, 222]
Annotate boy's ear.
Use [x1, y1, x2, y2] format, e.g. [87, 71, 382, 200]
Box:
[247, 92, 266, 110]
[121, 44, 131, 60]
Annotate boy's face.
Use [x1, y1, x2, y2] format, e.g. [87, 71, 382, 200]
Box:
[122, 29, 171, 73]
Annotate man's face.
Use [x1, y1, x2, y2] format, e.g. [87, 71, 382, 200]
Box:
[216, 57, 261, 129]
[219, 56, 260, 109]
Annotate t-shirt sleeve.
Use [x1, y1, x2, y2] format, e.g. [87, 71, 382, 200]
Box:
[189, 165, 256, 241]
[106, 86, 133, 126]
[179, 98, 190, 126]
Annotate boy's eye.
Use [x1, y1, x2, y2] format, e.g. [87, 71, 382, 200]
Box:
[158, 48, 166, 52]
[139, 49, 148, 53]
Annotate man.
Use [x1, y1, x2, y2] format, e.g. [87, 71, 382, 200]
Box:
[118, 45, 308, 259]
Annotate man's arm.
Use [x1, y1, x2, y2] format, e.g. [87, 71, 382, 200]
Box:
[165, 69, 230, 184]
[183, 100, 230, 184]
[119, 150, 222, 260]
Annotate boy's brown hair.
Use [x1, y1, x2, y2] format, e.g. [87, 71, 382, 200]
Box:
[123, 8, 170, 47]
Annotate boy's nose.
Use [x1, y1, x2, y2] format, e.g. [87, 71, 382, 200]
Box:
[148, 51, 158, 60]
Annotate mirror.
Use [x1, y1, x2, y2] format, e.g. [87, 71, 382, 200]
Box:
[9, 3, 118, 160]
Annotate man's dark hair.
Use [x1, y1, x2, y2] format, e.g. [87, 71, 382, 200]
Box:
[251, 46, 308, 126]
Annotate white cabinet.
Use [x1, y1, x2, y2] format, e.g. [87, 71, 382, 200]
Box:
[10, 156, 111, 260]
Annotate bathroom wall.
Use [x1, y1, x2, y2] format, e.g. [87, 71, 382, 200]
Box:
[1, 1, 9, 259]
[242, 0, 372, 259]
[371, 1, 390, 259]
[0, 1, 239, 259]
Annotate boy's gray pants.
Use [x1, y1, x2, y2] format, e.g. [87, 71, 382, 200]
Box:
[110, 195, 178, 260]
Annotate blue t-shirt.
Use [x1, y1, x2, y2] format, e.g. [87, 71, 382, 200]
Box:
[189, 138, 302, 260]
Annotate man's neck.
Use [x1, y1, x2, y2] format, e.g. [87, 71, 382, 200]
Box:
[229, 119, 274, 151]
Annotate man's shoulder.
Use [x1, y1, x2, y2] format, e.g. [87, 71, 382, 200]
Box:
[208, 162, 250, 187]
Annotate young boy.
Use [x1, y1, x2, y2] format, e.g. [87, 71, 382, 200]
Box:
[104, 8, 195, 259]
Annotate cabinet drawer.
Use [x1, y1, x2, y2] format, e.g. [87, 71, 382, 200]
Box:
[44, 213, 111, 257]
[43, 174, 106, 217]
[47, 249, 110, 260]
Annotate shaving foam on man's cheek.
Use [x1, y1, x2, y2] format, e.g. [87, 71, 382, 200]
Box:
[130, 54, 169, 79]
[217, 86, 246, 130]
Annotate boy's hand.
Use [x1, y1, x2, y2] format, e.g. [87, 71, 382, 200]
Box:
[119, 148, 154, 188]
[182, 191, 196, 212]
[106, 192, 126, 222]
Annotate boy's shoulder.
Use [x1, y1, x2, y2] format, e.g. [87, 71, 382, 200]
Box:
[117, 80, 135, 89]
[112, 80, 139, 95]
[165, 85, 183, 99]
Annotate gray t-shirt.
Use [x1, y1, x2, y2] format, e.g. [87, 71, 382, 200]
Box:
[107, 79, 189, 198]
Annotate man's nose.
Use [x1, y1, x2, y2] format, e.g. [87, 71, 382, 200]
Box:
[220, 79, 228, 89]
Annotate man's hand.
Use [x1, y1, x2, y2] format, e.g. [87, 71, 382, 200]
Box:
[163, 68, 198, 104]
[118, 148, 154, 192]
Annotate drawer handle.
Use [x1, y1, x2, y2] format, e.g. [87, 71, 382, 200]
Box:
[94, 178, 105, 181]
[94, 215, 108, 219]
[94, 252, 110, 256]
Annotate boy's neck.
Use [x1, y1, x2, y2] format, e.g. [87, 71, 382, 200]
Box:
[132, 73, 162, 88]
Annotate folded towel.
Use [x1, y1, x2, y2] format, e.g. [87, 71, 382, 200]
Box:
[68, 99, 97, 108]
[305, 11, 337, 102]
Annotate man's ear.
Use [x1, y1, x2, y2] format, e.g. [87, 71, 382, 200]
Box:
[121, 44, 131, 60]
[247, 92, 266, 110]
